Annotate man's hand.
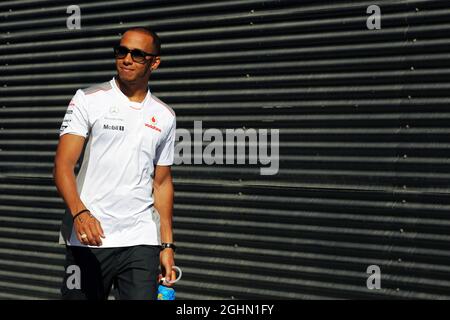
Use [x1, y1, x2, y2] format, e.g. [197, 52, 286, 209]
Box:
[159, 248, 176, 286]
[73, 211, 105, 246]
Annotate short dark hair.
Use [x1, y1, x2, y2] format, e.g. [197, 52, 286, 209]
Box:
[124, 26, 161, 55]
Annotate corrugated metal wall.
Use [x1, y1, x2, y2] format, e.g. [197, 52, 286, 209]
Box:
[1, 0, 450, 299]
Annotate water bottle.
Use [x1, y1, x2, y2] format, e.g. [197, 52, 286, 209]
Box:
[157, 283, 175, 300]
[157, 266, 182, 300]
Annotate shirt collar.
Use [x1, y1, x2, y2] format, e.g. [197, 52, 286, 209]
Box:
[111, 77, 151, 109]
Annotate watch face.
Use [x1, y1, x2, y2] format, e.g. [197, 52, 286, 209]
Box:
[162, 243, 176, 251]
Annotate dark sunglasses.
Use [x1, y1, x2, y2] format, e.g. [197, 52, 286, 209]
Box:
[113, 45, 157, 63]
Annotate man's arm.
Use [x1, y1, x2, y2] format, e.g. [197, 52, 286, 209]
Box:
[153, 164, 176, 283]
[53, 134, 104, 246]
[53, 134, 87, 216]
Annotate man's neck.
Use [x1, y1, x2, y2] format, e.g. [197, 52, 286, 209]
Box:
[115, 77, 148, 103]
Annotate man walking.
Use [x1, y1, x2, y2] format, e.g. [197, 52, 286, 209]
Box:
[53, 27, 177, 300]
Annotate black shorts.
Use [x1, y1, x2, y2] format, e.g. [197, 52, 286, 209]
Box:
[61, 245, 161, 300]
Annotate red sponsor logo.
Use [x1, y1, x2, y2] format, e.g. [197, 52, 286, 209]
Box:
[145, 115, 161, 132]
[145, 123, 161, 132]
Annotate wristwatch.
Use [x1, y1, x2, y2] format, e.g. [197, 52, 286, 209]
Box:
[161, 243, 177, 252]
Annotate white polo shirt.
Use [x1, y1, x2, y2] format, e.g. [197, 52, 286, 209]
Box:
[58, 77, 176, 248]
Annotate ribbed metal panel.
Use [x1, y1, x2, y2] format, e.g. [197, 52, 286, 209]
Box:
[1, 0, 450, 299]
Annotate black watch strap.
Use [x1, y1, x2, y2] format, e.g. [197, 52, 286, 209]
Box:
[161, 243, 177, 252]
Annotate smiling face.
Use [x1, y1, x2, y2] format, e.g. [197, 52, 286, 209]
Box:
[115, 30, 160, 84]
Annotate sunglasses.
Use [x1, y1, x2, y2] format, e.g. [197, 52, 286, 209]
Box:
[113, 45, 157, 63]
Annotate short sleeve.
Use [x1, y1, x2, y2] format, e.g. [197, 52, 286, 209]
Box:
[154, 115, 176, 166]
[59, 89, 90, 138]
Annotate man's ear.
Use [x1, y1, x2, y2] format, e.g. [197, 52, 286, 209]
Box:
[151, 56, 161, 70]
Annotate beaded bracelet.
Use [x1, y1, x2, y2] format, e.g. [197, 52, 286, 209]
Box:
[72, 209, 91, 221]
